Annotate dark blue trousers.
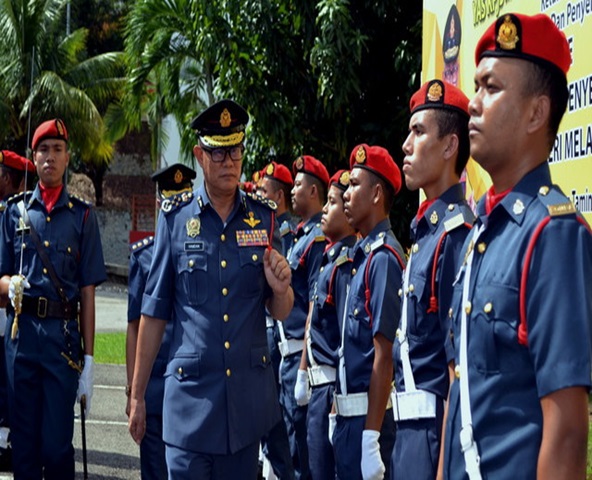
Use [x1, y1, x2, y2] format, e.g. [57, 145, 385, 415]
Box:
[390, 397, 444, 480]
[5, 314, 79, 480]
[333, 411, 396, 480]
[307, 383, 336, 479]
[141, 412, 167, 480]
[279, 352, 310, 480]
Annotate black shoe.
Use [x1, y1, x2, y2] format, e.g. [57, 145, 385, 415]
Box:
[0, 447, 12, 472]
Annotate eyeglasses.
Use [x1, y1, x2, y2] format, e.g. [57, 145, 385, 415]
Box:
[201, 145, 245, 163]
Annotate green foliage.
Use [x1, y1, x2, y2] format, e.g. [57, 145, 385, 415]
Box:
[95, 332, 126, 365]
[0, 0, 126, 167]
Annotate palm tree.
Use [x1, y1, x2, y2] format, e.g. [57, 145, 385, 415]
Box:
[0, 0, 125, 183]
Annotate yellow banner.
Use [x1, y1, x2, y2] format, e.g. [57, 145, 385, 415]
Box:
[422, 0, 592, 223]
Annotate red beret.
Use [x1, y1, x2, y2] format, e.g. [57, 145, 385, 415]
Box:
[292, 155, 330, 186]
[475, 13, 570, 77]
[0, 150, 36, 173]
[349, 144, 402, 195]
[264, 161, 293, 186]
[329, 170, 350, 191]
[32, 119, 69, 151]
[410, 79, 469, 118]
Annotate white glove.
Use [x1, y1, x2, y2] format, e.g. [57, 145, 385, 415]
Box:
[328, 413, 336, 445]
[361, 429, 385, 480]
[294, 369, 311, 406]
[77, 355, 94, 417]
[8, 274, 30, 309]
[0, 309, 7, 337]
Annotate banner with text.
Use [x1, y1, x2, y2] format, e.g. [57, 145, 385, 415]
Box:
[422, 0, 592, 222]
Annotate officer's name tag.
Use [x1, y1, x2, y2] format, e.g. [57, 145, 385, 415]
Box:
[184, 241, 204, 252]
[236, 229, 269, 247]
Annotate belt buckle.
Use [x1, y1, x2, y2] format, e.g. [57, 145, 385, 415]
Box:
[37, 297, 48, 319]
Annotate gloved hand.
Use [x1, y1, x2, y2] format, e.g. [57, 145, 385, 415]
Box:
[77, 355, 94, 417]
[361, 429, 385, 480]
[0, 309, 7, 337]
[8, 274, 30, 310]
[328, 413, 337, 445]
[294, 369, 311, 406]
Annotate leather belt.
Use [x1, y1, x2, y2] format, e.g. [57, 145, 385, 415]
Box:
[21, 296, 79, 320]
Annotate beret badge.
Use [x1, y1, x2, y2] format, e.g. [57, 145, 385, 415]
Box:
[266, 163, 275, 175]
[295, 156, 304, 170]
[220, 108, 232, 128]
[339, 171, 350, 187]
[355, 146, 366, 164]
[497, 15, 519, 51]
[427, 82, 443, 102]
[56, 119, 66, 137]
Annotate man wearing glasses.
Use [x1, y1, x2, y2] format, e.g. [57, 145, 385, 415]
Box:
[128, 99, 294, 479]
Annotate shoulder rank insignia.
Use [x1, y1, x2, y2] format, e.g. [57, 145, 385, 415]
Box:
[314, 234, 326, 243]
[186, 217, 200, 237]
[243, 211, 261, 228]
[69, 194, 93, 207]
[547, 202, 576, 217]
[444, 213, 465, 232]
[247, 192, 277, 210]
[161, 191, 193, 213]
[7, 191, 28, 204]
[131, 236, 154, 252]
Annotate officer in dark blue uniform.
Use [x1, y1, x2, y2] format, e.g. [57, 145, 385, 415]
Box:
[280, 155, 328, 480]
[296, 169, 356, 479]
[335, 144, 406, 480]
[390, 80, 474, 480]
[0, 119, 107, 480]
[0, 150, 36, 471]
[126, 163, 196, 480]
[257, 161, 297, 480]
[443, 13, 592, 479]
[128, 99, 294, 480]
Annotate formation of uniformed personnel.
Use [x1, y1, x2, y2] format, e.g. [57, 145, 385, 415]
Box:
[442, 13, 592, 479]
[297, 169, 356, 479]
[0, 150, 36, 471]
[391, 79, 474, 479]
[334, 144, 406, 480]
[0, 119, 107, 479]
[128, 99, 294, 479]
[257, 160, 297, 480]
[281, 154, 328, 479]
[126, 163, 196, 480]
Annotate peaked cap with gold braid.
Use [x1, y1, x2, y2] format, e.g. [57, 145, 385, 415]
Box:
[190, 99, 249, 148]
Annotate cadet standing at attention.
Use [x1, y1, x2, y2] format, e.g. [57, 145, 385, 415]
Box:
[126, 163, 196, 480]
[0, 150, 36, 471]
[281, 154, 328, 480]
[391, 79, 474, 480]
[334, 145, 406, 480]
[0, 119, 106, 480]
[128, 99, 294, 480]
[296, 169, 357, 479]
[442, 13, 592, 479]
[257, 160, 297, 480]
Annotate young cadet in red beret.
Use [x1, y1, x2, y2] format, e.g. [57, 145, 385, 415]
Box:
[0, 150, 36, 471]
[295, 170, 357, 479]
[0, 119, 107, 479]
[390, 79, 474, 480]
[442, 13, 592, 480]
[257, 160, 296, 480]
[334, 145, 406, 480]
[279, 155, 329, 479]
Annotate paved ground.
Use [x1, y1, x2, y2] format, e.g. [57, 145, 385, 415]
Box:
[0, 281, 141, 480]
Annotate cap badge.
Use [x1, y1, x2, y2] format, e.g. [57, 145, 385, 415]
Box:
[427, 82, 443, 102]
[243, 211, 261, 228]
[295, 156, 304, 171]
[174, 169, 183, 184]
[220, 108, 232, 128]
[186, 217, 201, 237]
[497, 15, 519, 51]
[0, 152, 3, 164]
[266, 163, 274, 175]
[430, 211, 439, 225]
[339, 171, 350, 187]
[56, 119, 66, 137]
[355, 146, 366, 164]
[253, 171, 261, 182]
[513, 198, 525, 215]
